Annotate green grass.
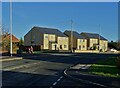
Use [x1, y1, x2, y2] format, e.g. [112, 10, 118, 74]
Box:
[89, 57, 120, 78]
[33, 51, 42, 54]
[22, 51, 42, 54]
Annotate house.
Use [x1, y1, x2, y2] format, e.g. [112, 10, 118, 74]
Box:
[2, 34, 19, 45]
[24, 26, 69, 51]
[2, 34, 19, 51]
[80, 32, 108, 52]
[64, 30, 87, 51]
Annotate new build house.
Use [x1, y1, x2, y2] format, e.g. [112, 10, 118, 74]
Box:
[80, 32, 108, 52]
[64, 30, 87, 51]
[24, 26, 69, 51]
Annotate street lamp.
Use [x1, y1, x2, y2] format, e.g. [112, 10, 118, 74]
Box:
[10, 0, 12, 56]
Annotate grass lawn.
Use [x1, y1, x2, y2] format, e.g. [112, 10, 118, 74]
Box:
[22, 51, 42, 54]
[33, 51, 42, 54]
[89, 57, 120, 78]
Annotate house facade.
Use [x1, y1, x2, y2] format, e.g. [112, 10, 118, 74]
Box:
[2, 34, 19, 51]
[80, 32, 108, 52]
[24, 26, 69, 51]
[64, 30, 87, 51]
[99, 40, 108, 52]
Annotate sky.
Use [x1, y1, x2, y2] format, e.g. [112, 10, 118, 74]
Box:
[2, 0, 120, 2]
[2, 2, 118, 42]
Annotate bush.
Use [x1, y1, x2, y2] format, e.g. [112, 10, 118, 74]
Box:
[117, 56, 120, 69]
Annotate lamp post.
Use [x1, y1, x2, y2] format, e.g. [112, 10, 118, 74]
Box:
[70, 20, 73, 53]
[10, 0, 12, 56]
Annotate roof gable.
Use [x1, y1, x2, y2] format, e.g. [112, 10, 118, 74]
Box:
[3, 34, 19, 42]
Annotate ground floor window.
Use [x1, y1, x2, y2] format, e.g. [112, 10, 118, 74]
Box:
[64, 45, 67, 48]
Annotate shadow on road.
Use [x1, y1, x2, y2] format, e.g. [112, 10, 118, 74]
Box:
[17, 53, 119, 65]
[2, 70, 58, 87]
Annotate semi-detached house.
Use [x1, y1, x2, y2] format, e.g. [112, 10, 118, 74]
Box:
[24, 26, 69, 51]
[80, 32, 108, 52]
[64, 30, 87, 51]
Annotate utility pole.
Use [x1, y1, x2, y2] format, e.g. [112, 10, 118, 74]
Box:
[70, 20, 73, 53]
[10, 0, 12, 56]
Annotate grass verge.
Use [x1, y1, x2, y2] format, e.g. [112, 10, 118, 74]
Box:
[89, 57, 120, 78]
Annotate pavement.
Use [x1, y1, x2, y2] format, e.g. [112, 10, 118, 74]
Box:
[64, 64, 120, 88]
[0, 56, 23, 62]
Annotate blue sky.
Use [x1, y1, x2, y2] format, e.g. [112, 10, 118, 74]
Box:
[2, 2, 118, 41]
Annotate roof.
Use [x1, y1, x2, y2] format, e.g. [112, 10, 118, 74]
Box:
[64, 30, 86, 39]
[80, 32, 107, 40]
[32, 26, 67, 37]
[2, 34, 19, 43]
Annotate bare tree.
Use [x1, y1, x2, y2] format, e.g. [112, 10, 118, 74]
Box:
[0, 24, 10, 51]
[0, 24, 9, 36]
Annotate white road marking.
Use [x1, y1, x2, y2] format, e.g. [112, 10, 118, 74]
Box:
[71, 64, 86, 69]
[81, 65, 91, 69]
[51, 76, 63, 87]
[60, 76, 63, 79]
[57, 78, 61, 82]
[53, 82, 57, 86]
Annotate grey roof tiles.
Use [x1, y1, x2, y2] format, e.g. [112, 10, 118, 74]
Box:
[80, 32, 107, 40]
[64, 30, 86, 39]
[33, 26, 67, 37]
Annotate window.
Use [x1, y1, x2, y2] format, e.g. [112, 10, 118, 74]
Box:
[83, 45, 85, 48]
[45, 36, 48, 39]
[83, 39, 85, 42]
[64, 45, 67, 48]
[80, 40, 83, 42]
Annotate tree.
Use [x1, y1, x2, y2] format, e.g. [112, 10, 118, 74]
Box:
[0, 24, 10, 51]
[2, 38, 10, 51]
[1, 24, 9, 35]
[19, 37, 24, 46]
[117, 41, 120, 50]
[108, 41, 120, 50]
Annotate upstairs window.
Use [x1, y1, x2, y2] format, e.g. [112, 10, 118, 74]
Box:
[80, 40, 83, 42]
[45, 36, 48, 39]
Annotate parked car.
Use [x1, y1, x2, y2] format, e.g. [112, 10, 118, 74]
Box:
[110, 48, 117, 52]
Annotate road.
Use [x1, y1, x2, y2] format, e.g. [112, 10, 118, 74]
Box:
[1, 53, 119, 88]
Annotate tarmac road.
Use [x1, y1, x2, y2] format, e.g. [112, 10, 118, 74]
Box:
[1, 53, 119, 88]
